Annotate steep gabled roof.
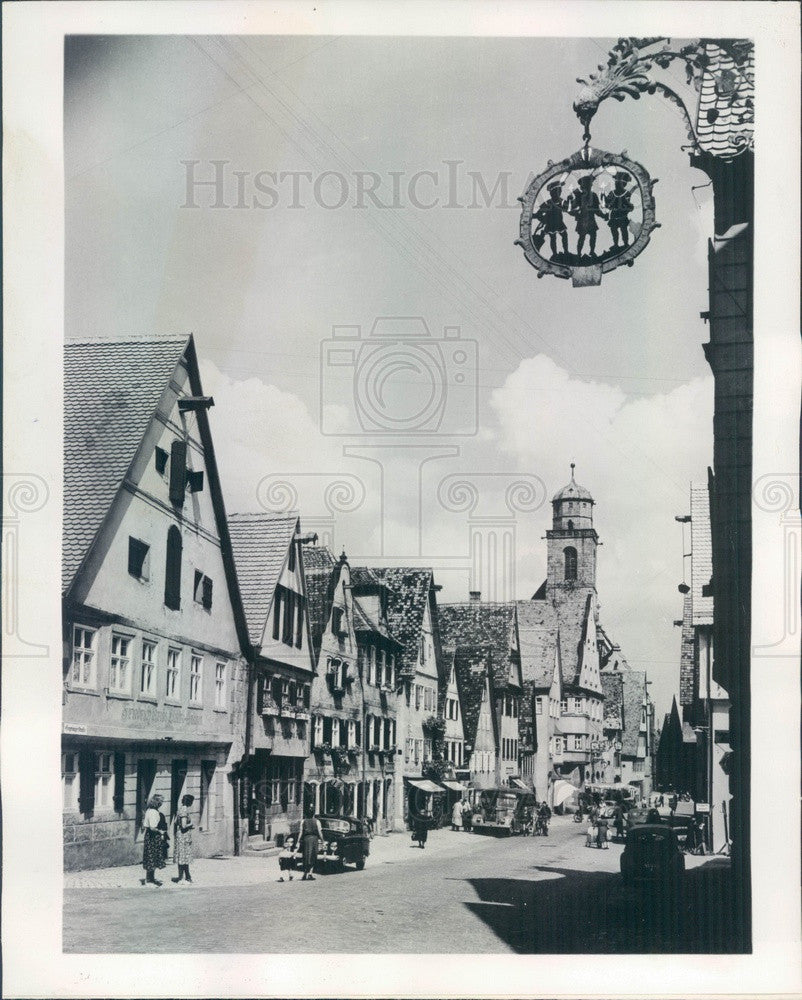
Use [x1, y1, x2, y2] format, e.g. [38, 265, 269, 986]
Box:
[303, 545, 337, 573]
[690, 483, 714, 626]
[601, 672, 624, 729]
[452, 645, 494, 750]
[438, 602, 518, 691]
[620, 669, 646, 757]
[516, 600, 559, 689]
[227, 512, 299, 645]
[301, 545, 336, 661]
[549, 588, 596, 687]
[63, 334, 189, 592]
[373, 568, 435, 677]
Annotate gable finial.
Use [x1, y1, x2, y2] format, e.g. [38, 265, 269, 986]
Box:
[570, 462, 576, 480]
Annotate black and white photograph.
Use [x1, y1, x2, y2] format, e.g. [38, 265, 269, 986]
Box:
[2, 2, 800, 997]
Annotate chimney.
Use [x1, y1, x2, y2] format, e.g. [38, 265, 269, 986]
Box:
[469, 590, 481, 602]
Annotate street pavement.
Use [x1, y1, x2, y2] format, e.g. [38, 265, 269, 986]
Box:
[63, 816, 736, 953]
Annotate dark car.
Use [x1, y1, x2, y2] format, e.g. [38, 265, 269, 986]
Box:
[620, 823, 685, 893]
[279, 815, 371, 873]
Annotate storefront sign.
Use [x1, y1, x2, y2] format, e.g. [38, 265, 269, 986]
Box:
[120, 705, 202, 729]
[62, 723, 87, 735]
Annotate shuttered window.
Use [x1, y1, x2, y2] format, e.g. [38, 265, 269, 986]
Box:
[164, 526, 182, 609]
[169, 440, 187, 506]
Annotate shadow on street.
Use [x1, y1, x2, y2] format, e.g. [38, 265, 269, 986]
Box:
[460, 857, 746, 953]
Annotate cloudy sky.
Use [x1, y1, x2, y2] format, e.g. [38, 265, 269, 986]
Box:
[65, 34, 717, 717]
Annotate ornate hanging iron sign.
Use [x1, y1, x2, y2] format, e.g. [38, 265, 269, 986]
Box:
[516, 145, 659, 287]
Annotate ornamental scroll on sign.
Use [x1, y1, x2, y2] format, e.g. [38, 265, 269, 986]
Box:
[515, 147, 659, 287]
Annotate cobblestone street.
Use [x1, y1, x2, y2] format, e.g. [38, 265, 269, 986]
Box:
[63, 816, 731, 953]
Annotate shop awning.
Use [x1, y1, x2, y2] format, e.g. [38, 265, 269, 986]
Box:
[406, 778, 445, 793]
[440, 780, 466, 793]
[509, 777, 530, 791]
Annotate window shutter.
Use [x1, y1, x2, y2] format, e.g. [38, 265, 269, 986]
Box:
[295, 597, 304, 648]
[202, 575, 213, 610]
[155, 446, 168, 475]
[347, 720, 355, 748]
[355, 720, 362, 747]
[323, 716, 332, 744]
[164, 525, 182, 610]
[272, 590, 282, 641]
[186, 470, 204, 493]
[113, 752, 126, 812]
[78, 750, 96, 815]
[314, 715, 323, 748]
[256, 675, 265, 714]
[340, 718, 348, 747]
[283, 590, 294, 644]
[303, 684, 310, 709]
[169, 440, 187, 506]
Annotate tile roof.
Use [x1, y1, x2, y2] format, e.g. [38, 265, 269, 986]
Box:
[620, 670, 646, 758]
[516, 600, 559, 689]
[452, 646, 493, 750]
[302, 545, 336, 661]
[550, 589, 596, 688]
[601, 672, 624, 729]
[63, 335, 189, 593]
[372, 568, 435, 678]
[302, 545, 337, 572]
[438, 602, 518, 691]
[227, 512, 299, 645]
[690, 483, 714, 626]
[678, 592, 695, 707]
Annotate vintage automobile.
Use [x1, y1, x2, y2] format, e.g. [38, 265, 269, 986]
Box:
[620, 823, 685, 894]
[278, 815, 371, 874]
[625, 806, 652, 830]
[471, 788, 536, 836]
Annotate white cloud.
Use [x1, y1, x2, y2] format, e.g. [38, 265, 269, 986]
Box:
[490, 355, 715, 717]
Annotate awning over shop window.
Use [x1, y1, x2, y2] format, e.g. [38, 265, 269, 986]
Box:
[406, 778, 445, 794]
[439, 780, 466, 793]
[509, 777, 529, 791]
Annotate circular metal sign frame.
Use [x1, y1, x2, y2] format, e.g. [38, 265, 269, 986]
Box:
[516, 147, 659, 287]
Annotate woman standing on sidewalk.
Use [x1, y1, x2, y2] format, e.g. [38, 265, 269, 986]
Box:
[172, 794, 195, 883]
[300, 805, 324, 880]
[141, 794, 166, 886]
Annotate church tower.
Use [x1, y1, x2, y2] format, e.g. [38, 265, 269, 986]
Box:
[546, 464, 599, 595]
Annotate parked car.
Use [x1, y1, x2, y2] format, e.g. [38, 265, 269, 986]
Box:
[625, 806, 652, 830]
[620, 823, 685, 893]
[278, 815, 371, 874]
[471, 788, 536, 836]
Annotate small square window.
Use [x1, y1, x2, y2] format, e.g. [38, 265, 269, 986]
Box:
[128, 537, 150, 580]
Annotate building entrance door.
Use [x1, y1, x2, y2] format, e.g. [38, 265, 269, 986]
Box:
[170, 758, 188, 821]
[135, 758, 157, 840]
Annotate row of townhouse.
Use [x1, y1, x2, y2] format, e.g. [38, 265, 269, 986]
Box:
[61, 334, 652, 870]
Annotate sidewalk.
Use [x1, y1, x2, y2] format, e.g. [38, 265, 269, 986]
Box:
[63, 825, 494, 890]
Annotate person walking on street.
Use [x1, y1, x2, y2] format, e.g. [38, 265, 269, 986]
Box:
[412, 813, 429, 848]
[300, 805, 324, 880]
[451, 798, 464, 832]
[141, 794, 166, 886]
[596, 814, 609, 849]
[171, 793, 195, 883]
[463, 802, 473, 834]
